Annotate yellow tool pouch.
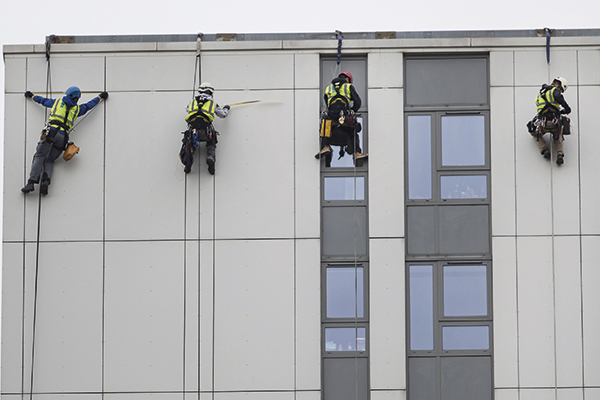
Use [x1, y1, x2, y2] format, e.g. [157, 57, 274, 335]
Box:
[63, 142, 80, 161]
[320, 119, 332, 138]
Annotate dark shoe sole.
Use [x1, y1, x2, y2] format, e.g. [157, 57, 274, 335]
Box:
[207, 159, 215, 175]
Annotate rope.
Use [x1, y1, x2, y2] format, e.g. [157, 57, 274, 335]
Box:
[545, 28, 552, 64]
[335, 31, 343, 77]
[28, 34, 55, 400]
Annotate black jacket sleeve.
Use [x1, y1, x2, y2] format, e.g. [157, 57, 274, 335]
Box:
[554, 90, 571, 114]
[349, 85, 362, 112]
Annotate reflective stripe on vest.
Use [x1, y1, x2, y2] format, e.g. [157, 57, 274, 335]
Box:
[536, 86, 560, 114]
[325, 82, 352, 105]
[48, 99, 79, 132]
[186, 99, 215, 123]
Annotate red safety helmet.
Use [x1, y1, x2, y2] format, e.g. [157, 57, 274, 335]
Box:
[339, 71, 353, 83]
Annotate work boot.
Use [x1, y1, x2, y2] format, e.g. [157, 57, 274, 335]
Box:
[40, 181, 49, 196]
[354, 152, 368, 161]
[21, 181, 35, 194]
[207, 159, 215, 175]
[541, 148, 551, 160]
[184, 164, 191, 174]
[315, 146, 332, 159]
[556, 153, 564, 165]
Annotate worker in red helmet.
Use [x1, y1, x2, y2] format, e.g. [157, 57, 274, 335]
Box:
[315, 71, 367, 165]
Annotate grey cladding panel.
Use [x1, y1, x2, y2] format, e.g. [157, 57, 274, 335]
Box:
[407, 206, 435, 255]
[405, 58, 488, 106]
[323, 358, 368, 400]
[408, 357, 437, 400]
[439, 205, 489, 254]
[441, 357, 492, 400]
[322, 207, 367, 257]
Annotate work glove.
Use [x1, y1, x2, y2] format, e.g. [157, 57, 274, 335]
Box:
[25, 91, 34, 98]
[561, 106, 571, 114]
[223, 105, 230, 110]
[99, 91, 109, 100]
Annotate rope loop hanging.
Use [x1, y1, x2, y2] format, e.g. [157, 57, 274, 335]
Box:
[335, 30, 343, 76]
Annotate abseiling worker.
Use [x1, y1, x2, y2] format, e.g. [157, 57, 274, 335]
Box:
[22, 86, 108, 195]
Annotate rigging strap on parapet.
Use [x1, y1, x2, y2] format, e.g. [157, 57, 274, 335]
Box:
[544, 28, 552, 64]
[335, 30, 343, 76]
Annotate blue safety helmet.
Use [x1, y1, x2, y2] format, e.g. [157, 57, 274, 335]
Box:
[65, 86, 81, 100]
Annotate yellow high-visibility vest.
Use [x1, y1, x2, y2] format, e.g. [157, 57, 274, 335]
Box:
[48, 99, 79, 132]
[186, 98, 216, 123]
[325, 82, 352, 106]
[535, 86, 560, 114]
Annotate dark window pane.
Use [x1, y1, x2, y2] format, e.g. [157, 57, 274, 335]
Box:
[441, 115, 485, 167]
[440, 175, 487, 199]
[441, 357, 492, 400]
[324, 177, 365, 201]
[409, 265, 434, 350]
[443, 265, 487, 317]
[322, 207, 368, 258]
[439, 205, 489, 255]
[405, 58, 488, 106]
[323, 358, 368, 400]
[326, 267, 364, 318]
[442, 326, 489, 350]
[408, 115, 432, 199]
[406, 207, 436, 255]
[325, 327, 366, 352]
[408, 357, 437, 400]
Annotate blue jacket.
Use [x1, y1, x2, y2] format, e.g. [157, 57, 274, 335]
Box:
[33, 95, 100, 132]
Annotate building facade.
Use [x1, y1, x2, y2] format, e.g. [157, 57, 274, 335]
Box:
[3, 30, 600, 400]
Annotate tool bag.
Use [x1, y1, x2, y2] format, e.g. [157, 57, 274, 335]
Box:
[63, 142, 80, 161]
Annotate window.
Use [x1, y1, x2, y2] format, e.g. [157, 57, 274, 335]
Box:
[405, 56, 492, 400]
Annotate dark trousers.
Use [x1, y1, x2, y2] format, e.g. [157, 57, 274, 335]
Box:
[28, 130, 67, 185]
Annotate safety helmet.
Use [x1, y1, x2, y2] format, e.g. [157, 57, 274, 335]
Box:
[198, 82, 214, 95]
[339, 71, 353, 84]
[553, 76, 568, 92]
[65, 86, 81, 100]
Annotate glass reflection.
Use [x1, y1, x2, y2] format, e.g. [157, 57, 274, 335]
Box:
[443, 265, 487, 316]
[440, 175, 487, 199]
[327, 267, 364, 318]
[408, 115, 432, 199]
[324, 177, 365, 201]
[442, 326, 489, 350]
[441, 115, 485, 166]
[325, 327, 366, 351]
[409, 265, 434, 350]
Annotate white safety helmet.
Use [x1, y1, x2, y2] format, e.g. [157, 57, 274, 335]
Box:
[554, 76, 568, 92]
[198, 82, 214, 95]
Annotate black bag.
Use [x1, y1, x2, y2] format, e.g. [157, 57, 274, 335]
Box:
[561, 115, 571, 135]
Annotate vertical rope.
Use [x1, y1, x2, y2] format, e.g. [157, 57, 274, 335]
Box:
[335, 31, 343, 77]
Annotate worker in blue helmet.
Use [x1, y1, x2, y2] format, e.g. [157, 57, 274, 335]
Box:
[21, 86, 108, 195]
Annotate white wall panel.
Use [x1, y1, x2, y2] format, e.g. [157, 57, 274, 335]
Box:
[370, 390, 406, 400]
[557, 388, 584, 400]
[104, 241, 184, 392]
[494, 389, 518, 400]
[519, 389, 558, 400]
[3, 94, 27, 241]
[492, 237, 519, 387]
[105, 91, 187, 240]
[514, 87, 552, 235]
[23, 54, 105, 94]
[26, 242, 103, 393]
[213, 240, 295, 391]
[490, 86, 516, 236]
[294, 89, 321, 239]
[213, 90, 295, 239]
[368, 88, 404, 238]
[1, 244, 24, 393]
[577, 50, 600, 85]
[198, 240, 215, 392]
[295, 53, 320, 89]
[578, 86, 600, 235]
[295, 391, 322, 400]
[214, 392, 295, 400]
[184, 239, 200, 391]
[369, 239, 405, 390]
[514, 50, 577, 88]
[517, 236, 555, 387]
[4, 56, 27, 92]
[553, 236, 583, 387]
[202, 53, 295, 90]
[295, 239, 321, 390]
[490, 51, 514, 87]
[106, 53, 196, 91]
[368, 52, 403, 88]
[582, 237, 600, 386]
